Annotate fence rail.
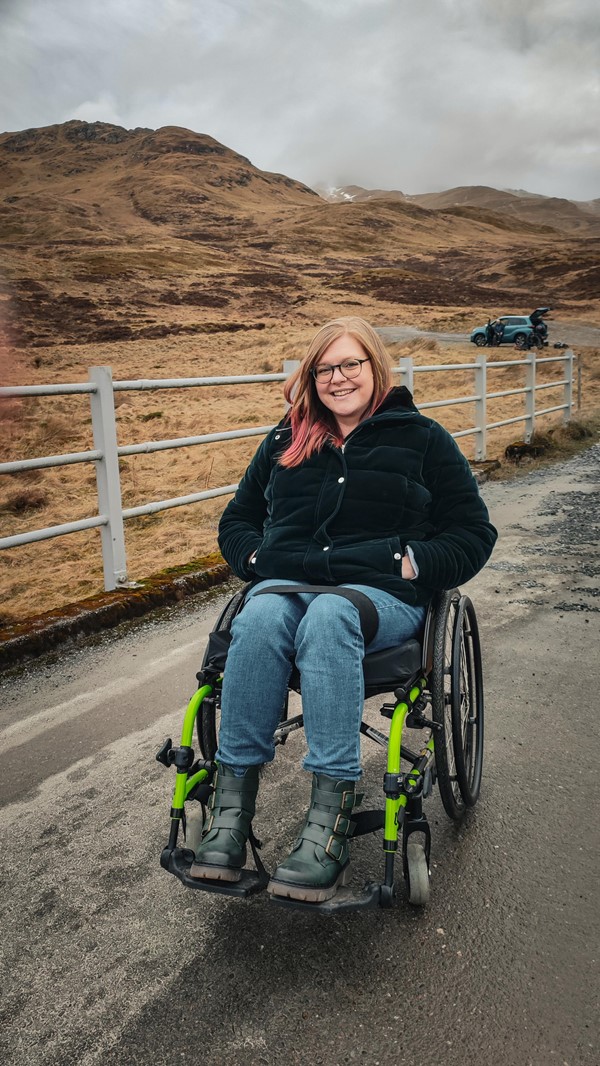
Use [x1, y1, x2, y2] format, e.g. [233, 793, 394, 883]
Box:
[0, 349, 575, 590]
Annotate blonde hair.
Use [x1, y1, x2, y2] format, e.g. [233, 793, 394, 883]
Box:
[280, 317, 393, 468]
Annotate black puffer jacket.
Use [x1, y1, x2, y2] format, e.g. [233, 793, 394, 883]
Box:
[218, 387, 497, 607]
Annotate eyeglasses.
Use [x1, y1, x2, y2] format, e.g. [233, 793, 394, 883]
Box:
[311, 357, 370, 383]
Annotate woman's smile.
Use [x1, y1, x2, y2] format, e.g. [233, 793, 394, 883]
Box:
[329, 386, 356, 399]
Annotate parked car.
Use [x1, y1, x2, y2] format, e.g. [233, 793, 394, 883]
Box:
[470, 308, 551, 347]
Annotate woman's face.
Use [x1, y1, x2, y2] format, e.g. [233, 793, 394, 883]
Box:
[313, 334, 375, 435]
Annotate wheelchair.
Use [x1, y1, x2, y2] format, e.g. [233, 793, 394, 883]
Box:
[157, 583, 484, 913]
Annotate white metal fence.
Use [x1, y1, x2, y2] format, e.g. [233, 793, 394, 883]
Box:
[0, 349, 575, 590]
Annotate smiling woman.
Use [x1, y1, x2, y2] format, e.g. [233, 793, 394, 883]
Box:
[313, 338, 375, 435]
[189, 315, 498, 903]
[277, 318, 393, 467]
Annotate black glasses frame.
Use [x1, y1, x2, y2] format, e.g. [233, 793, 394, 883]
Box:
[311, 357, 370, 383]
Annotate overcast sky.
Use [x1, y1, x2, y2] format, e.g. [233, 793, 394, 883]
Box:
[1, 0, 599, 201]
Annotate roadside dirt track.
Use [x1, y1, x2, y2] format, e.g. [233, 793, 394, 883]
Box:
[0, 445, 598, 1066]
[379, 318, 600, 348]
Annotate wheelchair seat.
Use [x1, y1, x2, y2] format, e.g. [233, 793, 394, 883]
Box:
[200, 583, 432, 698]
[287, 638, 423, 697]
[363, 639, 423, 694]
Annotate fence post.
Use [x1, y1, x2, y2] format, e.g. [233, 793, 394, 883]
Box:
[564, 349, 574, 423]
[524, 349, 536, 442]
[576, 354, 582, 412]
[473, 352, 487, 461]
[398, 356, 414, 395]
[283, 359, 301, 408]
[89, 366, 128, 590]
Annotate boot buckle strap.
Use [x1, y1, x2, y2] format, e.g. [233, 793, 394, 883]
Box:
[340, 790, 355, 811]
[325, 835, 345, 861]
[205, 809, 252, 833]
[333, 813, 352, 836]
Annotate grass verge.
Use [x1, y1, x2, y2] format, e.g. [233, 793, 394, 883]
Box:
[487, 412, 600, 480]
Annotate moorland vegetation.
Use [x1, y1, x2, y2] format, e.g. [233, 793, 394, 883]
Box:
[1, 121, 599, 623]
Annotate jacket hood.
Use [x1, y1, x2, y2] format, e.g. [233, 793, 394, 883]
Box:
[374, 385, 419, 416]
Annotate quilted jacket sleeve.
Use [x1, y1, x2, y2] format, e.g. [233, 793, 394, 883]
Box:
[217, 432, 274, 580]
[406, 422, 497, 590]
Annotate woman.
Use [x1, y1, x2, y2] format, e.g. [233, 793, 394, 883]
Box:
[191, 317, 497, 901]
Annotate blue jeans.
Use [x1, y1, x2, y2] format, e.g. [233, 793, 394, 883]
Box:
[216, 579, 426, 781]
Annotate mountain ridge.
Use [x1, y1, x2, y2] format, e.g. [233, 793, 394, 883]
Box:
[1, 120, 598, 352]
[317, 181, 600, 234]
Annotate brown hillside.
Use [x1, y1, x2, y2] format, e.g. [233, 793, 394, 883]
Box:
[1, 120, 599, 356]
[321, 182, 600, 238]
[412, 186, 600, 238]
[1, 121, 599, 623]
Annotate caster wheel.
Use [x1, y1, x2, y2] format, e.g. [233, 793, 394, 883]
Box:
[405, 840, 430, 906]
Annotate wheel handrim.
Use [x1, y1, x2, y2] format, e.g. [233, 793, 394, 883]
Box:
[443, 602, 463, 808]
[450, 597, 484, 804]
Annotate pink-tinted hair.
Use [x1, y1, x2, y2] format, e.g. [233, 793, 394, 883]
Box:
[279, 317, 392, 468]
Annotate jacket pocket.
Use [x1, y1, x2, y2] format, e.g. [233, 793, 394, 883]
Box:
[329, 536, 402, 581]
[251, 533, 269, 573]
[390, 535, 404, 573]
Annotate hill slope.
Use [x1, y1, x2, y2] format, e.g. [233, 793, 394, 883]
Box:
[1, 121, 598, 352]
[1, 122, 599, 624]
[319, 182, 600, 237]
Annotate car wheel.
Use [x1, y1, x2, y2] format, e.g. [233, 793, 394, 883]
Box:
[473, 334, 486, 347]
[514, 332, 527, 347]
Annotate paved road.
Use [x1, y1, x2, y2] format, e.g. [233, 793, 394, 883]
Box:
[378, 320, 600, 348]
[1, 447, 599, 1066]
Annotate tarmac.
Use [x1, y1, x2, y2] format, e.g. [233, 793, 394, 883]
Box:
[0, 444, 598, 1065]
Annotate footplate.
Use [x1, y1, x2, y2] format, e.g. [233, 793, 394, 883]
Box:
[162, 847, 267, 897]
[268, 881, 387, 913]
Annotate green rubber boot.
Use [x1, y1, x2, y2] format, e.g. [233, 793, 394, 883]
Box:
[267, 773, 362, 903]
[189, 764, 260, 882]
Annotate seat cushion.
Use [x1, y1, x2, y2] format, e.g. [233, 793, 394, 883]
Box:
[363, 639, 423, 692]
[287, 638, 423, 696]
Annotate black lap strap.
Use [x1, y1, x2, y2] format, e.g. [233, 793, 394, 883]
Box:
[352, 809, 385, 837]
[252, 584, 379, 646]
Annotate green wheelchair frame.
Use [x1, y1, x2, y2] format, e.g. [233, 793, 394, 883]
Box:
[157, 586, 484, 913]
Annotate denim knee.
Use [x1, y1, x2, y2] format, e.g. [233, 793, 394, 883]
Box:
[230, 595, 273, 641]
[229, 590, 304, 661]
[295, 593, 363, 658]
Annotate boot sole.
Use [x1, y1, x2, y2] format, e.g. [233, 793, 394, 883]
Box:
[267, 863, 350, 903]
[189, 862, 242, 883]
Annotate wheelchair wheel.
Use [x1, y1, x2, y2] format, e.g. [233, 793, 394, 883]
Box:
[194, 583, 290, 761]
[450, 595, 484, 806]
[431, 591, 484, 818]
[430, 590, 465, 819]
[198, 690, 220, 761]
[405, 839, 430, 906]
[196, 585, 250, 761]
[208, 584, 249, 634]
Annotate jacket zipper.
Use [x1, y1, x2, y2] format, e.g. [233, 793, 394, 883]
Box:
[339, 419, 376, 454]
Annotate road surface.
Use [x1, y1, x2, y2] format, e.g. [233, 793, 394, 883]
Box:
[1, 446, 598, 1066]
[378, 320, 600, 348]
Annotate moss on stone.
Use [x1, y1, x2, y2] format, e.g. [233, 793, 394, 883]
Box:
[0, 554, 231, 669]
